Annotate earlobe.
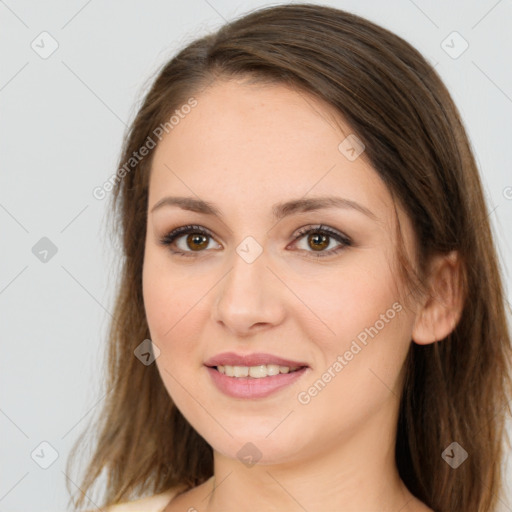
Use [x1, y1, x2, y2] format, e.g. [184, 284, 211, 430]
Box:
[411, 251, 464, 345]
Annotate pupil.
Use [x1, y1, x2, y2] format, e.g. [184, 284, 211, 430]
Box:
[188, 233, 208, 251]
[310, 233, 328, 251]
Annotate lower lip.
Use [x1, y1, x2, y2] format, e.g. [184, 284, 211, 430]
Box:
[206, 366, 308, 399]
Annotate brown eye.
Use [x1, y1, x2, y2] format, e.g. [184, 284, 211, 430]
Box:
[292, 225, 352, 258]
[186, 233, 209, 251]
[307, 233, 329, 251]
[159, 225, 221, 257]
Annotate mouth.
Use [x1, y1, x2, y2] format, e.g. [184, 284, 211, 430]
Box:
[205, 365, 309, 399]
[204, 352, 310, 399]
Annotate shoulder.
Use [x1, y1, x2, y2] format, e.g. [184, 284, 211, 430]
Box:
[88, 486, 186, 512]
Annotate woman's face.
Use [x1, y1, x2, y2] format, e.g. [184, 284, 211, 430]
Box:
[143, 79, 419, 466]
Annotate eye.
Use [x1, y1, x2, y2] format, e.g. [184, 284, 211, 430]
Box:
[290, 224, 351, 258]
[158, 225, 221, 257]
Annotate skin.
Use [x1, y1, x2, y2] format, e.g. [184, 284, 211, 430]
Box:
[142, 78, 461, 512]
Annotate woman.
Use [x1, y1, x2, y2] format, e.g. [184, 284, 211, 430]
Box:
[68, 3, 512, 511]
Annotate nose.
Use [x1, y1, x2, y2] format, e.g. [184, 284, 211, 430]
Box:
[211, 246, 286, 337]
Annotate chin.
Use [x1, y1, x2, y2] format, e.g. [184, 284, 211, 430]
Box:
[197, 424, 309, 466]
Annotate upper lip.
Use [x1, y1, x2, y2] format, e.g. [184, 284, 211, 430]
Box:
[204, 352, 309, 368]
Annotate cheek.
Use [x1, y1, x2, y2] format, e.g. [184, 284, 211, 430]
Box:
[142, 250, 199, 358]
[142, 256, 207, 416]
[295, 255, 412, 406]
[296, 253, 405, 349]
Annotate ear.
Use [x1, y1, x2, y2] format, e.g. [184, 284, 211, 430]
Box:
[412, 250, 464, 345]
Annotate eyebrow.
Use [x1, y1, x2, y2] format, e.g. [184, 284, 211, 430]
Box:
[150, 195, 377, 221]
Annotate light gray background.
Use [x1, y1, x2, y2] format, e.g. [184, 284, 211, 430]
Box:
[1, 1, 511, 511]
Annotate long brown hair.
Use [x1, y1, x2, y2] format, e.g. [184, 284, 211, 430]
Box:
[66, 4, 512, 511]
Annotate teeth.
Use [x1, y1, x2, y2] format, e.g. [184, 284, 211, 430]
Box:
[233, 366, 249, 377]
[217, 364, 301, 378]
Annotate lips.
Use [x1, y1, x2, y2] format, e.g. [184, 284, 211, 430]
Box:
[204, 352, 309, 368]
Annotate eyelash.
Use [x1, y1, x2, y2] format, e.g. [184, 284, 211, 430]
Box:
[158, 224, 352, 259]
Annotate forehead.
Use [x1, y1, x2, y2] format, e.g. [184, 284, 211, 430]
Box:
[149, 79, 389, 206]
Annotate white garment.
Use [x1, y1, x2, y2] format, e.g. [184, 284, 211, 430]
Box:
[89, 488, 178, 512]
